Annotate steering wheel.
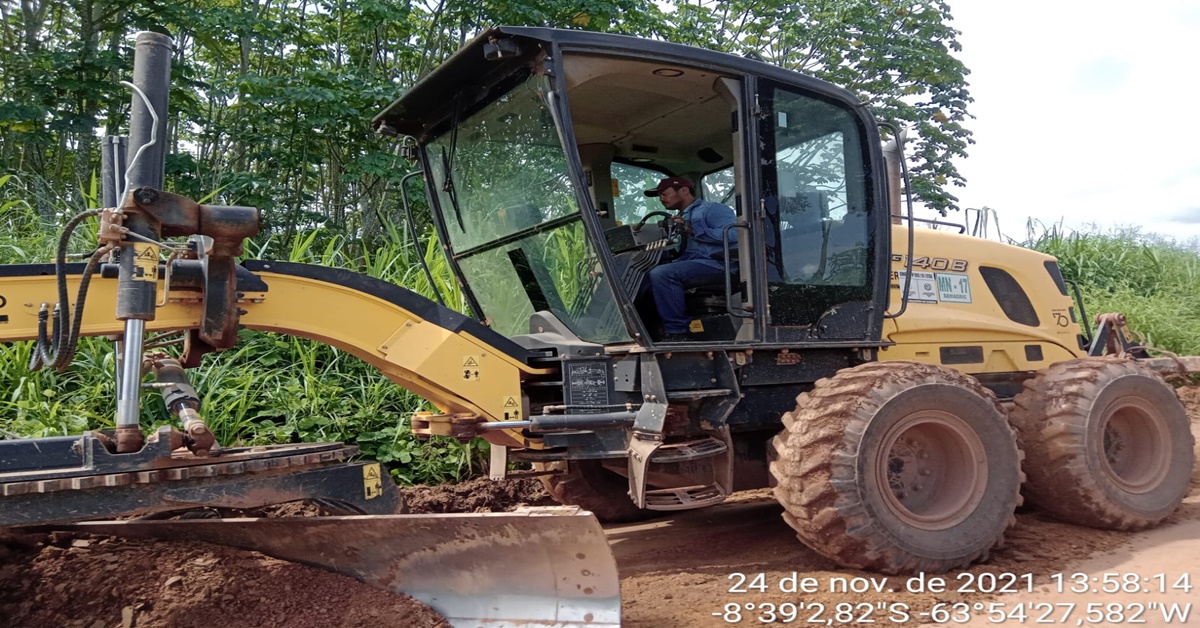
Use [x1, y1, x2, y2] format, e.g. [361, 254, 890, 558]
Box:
[633, 211, 681, 250]
[634, 210, 674, 230]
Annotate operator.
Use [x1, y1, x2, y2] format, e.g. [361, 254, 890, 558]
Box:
[643, 176, 738, 341]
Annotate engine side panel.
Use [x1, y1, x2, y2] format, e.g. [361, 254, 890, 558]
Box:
[881, 225, 1085, 374]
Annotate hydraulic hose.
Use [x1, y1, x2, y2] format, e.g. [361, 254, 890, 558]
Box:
[29, 209, 111, 372]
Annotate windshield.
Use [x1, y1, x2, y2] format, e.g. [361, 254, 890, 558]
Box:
[426, 73, 632, 344]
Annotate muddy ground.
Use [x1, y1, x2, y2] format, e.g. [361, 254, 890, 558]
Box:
[2, 388, 1198, 627]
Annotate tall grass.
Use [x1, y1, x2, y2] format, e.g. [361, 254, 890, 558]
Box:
[1027, 223, 1200, 355]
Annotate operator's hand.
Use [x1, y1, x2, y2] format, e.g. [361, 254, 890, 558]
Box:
[674, 215, 694, 235]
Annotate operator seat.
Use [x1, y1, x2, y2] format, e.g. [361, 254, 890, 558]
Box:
[682, 249, 739, 314]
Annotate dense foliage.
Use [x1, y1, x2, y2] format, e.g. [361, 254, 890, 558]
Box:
[0, 172, 478, 482]
[2, 0, 974, 221]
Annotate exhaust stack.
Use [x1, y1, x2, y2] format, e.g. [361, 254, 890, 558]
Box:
[882, 136, 903, 225]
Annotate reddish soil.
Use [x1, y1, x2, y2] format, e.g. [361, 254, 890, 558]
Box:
[399, 476, 557, 513]
[0, 532, 449, 628]
[0, 477, 556, 628]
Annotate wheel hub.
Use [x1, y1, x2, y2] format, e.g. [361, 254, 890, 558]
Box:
[876, 411, 989, 530]
[1099, 396, 1171, 493]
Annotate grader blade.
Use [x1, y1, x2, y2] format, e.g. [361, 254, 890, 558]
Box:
[40, 506, 620, 627]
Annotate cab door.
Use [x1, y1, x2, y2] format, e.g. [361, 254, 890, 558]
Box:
[754, 80, 884, 341]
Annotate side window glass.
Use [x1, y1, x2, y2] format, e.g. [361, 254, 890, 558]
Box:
[761, 85, 873, 327]
[768, 90, 868, 288]
[701, 166, 735, 206]
[610, 162, 664, 225]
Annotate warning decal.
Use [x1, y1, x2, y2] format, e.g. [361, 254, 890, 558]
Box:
[362, 463, 383, 500]
[899, 270, 973, 305]
[131, 243, 159, 282]
[462, 356, 480, 381]
[502, 395, 520, 421]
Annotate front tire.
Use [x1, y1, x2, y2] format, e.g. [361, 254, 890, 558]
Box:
[1010, 357, 1194, 530]
[770, 361, 1023, 573]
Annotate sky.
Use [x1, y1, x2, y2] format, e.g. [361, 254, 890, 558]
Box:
[928, 0, 1200, 245]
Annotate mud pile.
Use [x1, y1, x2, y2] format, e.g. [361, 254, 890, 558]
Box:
[0, 477, 554, 628]
[0, 531, 449, 628]
[400, 476, 556, 513]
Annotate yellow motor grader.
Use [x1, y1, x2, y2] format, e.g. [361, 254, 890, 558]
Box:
[2, 26, 1195, 625]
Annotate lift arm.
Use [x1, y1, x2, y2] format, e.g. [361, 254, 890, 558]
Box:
[0, 259, 547, 448]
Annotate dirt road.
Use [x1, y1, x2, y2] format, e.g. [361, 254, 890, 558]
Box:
[611, 387, 1200, 627]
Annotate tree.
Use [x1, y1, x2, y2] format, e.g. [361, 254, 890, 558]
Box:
[0, 0, 970, 237]
[667, 0, 972, 213]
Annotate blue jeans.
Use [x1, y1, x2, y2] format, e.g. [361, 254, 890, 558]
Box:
[648, 258, 725, 334]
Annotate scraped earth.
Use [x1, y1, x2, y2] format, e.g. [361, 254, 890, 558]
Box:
[2, 388, 1197, 627]
[399, 476, 557, 513]
[0, 531, 450, 628]
[0, 479, 556, 628]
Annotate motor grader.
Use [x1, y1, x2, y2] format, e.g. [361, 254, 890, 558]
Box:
[2, 25, 1196, 625]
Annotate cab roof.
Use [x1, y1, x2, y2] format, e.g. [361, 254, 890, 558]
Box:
[372, 26, 864, 141]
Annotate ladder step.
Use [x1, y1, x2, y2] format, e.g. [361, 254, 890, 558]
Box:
[649, 437, 727, 463]
[644, 483, 727, 510]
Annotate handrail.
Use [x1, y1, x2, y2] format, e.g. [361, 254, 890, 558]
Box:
[1066, 279, 1092, 339]
[879, 121, 914, 320]
[398, 169, 446, 306]
[898, 215, 966, 233]
[722, 223, 752, 318]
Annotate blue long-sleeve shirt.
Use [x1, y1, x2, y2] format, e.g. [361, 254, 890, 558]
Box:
[677, 198, 738, 264]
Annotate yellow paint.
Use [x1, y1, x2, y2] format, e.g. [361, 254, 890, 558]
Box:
[362, 463, 383, 499]
[880, 341, 1078, 374]
[131, 243, 159, 282]
[882, 225, 1085, 374]
[1, 227, 1092, 454]
[0, 271, 201, 338]
[688, 319, 705, 333]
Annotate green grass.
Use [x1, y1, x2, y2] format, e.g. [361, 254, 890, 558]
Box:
[0, 178, 481, 485]
[1026, 223, 1200, 355]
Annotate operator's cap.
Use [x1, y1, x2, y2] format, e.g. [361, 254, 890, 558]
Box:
[644, 176, 694, 197]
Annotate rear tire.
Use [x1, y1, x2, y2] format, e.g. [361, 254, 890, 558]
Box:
[1010, 357, 1194, 530]
[536, 460, 651, 523]
[770, 361, 1023, 573]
